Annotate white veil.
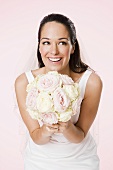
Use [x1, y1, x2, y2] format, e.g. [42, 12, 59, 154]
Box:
[78, 35, 99, 145]
[13, 34, 99, 154]
[14, 35, 39, 77]
[13, 35, 39, 154]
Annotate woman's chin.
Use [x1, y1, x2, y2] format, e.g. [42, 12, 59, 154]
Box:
[44, 64, 70, 74]
[46, 66, 61, 72]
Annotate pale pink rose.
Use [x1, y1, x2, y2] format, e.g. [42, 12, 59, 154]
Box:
[26, 87, 38, 110]
[53, 87, 70, 112]
[60, 74, 74, 85]
[41, 112, 58, 124]
[72, 97, 82, 115]
[37, 73, 61, 92]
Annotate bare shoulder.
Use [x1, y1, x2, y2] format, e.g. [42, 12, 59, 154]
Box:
[85, 72, 103, 97]
[15, 73, 28, 89]
[88, 72, 103, 88]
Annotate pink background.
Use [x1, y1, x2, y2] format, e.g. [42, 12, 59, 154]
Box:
[0, 0, 113, 169]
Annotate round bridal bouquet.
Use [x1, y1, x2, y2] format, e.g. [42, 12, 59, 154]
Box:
[26, 71, 81, 124]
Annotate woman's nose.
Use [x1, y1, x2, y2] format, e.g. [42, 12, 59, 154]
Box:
[50, 43, 59, 55]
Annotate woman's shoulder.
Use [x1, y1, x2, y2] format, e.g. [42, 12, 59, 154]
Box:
[88, 71, 103, 87]
[15, 72, 28, 89]
[85, 71, 103, 96]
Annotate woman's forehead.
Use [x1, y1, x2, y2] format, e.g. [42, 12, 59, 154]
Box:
[40, 21, 69, 39]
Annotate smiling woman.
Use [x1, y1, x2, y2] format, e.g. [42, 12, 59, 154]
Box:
[15, 13, 102, 170]
[39, 21, 74, 73]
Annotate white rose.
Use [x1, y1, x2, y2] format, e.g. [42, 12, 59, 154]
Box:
[36, 92, 53, 113]
[58, 109, 72, 122]
[26, 77, 39, 92]
[63, 84, 79, 101]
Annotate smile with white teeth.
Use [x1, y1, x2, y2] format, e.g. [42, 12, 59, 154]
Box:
[49, 58, 61, 62]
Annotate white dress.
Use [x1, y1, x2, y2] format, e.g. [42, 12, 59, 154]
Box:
[24, 69, 99, 170]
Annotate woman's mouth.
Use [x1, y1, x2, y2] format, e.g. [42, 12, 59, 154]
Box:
[48, 57, 62, 62]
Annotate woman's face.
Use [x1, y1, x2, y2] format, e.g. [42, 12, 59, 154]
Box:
[39, 21, 74, 74]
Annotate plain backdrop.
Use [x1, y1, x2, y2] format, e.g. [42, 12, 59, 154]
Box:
[0, 0, 113, 170]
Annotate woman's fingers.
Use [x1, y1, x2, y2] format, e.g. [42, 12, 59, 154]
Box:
[45, 124, 59, 133]
[58, 121, 71, 133]
[44, 121, 71, 134]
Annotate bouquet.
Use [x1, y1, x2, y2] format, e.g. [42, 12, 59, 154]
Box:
[26, 71, 81, 124]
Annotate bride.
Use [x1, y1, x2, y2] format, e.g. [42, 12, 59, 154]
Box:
[14, 13, 102, 170]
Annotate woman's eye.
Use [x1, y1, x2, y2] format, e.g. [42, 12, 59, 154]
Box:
[42, 41, 50, 45]
[59, 41, 67, 45]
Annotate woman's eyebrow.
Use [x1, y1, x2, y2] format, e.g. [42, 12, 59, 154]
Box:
[40, 38, 50, 40]
[58, 38, 69, 40]
[40, 37, 69, 41]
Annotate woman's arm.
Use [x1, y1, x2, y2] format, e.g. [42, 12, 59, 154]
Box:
[15, 73, 59, 145]
[58, 72, 103, 143]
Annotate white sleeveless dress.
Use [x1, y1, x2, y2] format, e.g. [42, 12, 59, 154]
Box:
[24, 69, 99, 170]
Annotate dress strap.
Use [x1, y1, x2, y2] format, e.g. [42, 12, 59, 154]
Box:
[25, 71, 34, 83]
[79, 69, 92, 98]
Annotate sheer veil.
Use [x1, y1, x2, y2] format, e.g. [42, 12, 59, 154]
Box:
[77, 35, 99, 145]
[13, 34, 99, 154]
[14, 35, 39, 77]
[13, 35, 39, 154]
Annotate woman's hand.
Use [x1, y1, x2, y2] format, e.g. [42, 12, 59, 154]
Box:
[58, 120, 71, 133]
[42, 123, 59, 137]
[42, 120, 72, 136]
